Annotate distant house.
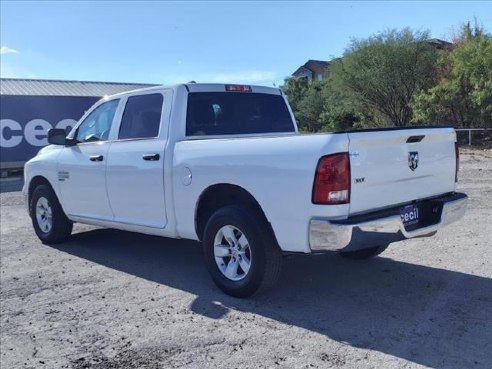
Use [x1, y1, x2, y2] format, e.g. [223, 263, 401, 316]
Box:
[425, 38, 454, 50]
[291, 60, 329, 83]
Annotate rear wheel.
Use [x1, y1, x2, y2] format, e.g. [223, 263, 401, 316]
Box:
[203, 206, 282, 297]
[30, 184, 73, 244]
[338, 245, 389, 260]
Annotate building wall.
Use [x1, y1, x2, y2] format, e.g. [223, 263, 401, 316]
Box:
[294, 69, 313, 82]
[0, 95, 100, 169]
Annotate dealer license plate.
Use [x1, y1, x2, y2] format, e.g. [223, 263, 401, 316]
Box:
[400, 205, 419, 226]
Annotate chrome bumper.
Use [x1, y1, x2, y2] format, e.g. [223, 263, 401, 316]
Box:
[309, 193, 468, 252]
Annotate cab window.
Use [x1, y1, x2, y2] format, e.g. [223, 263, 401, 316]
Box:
[186, 92, 295, 136]
[118, 93, 163, 140]
[75, 99, 119, 143]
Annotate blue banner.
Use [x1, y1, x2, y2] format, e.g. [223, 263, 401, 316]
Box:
[1, 95, 100, 163]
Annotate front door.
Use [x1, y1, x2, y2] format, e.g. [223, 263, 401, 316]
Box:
[58, 99, 120, 220]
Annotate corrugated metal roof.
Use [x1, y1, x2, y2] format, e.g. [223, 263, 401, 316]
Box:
[0, 78, 157, 97]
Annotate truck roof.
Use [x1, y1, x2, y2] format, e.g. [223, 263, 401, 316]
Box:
[107, 83, 283, 99]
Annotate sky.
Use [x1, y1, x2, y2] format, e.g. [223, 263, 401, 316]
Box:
[1, 1, 491, 87]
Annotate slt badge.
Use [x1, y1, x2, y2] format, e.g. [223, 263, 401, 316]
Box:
[408, 151, 419, 171]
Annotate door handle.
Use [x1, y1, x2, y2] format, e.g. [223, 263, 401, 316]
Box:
[142, 153, 160, 161]
[89, 155, 104, 162]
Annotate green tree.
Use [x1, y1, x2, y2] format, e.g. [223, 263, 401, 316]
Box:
[412, 23, 492, 127]
[319, 59, 375, 131]
[296, 81, 326, 132]
[281, 77, 308, 115]
[282, 78, 326, 132]
[331, 28, 439, 126]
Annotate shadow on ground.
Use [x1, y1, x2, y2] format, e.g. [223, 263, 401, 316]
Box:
[50, 228, 492, 369]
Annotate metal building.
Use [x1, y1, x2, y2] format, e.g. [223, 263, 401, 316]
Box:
[0, 78, 155, 171]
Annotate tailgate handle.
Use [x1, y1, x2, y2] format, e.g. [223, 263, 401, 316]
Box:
[407, 135, 425, 143]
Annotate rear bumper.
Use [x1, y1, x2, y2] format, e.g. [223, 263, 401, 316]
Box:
[309, 192, 467, 252]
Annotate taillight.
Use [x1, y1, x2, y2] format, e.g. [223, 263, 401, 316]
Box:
[312, 153, 350, 204]
[225, 84, 252, 92]
[455, 142, 459, 182]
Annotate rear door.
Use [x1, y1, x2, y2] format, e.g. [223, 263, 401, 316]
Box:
[347, 128, 457, 215]
[105, 90, 172, 228]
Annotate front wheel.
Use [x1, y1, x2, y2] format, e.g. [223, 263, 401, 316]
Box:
[203, 206, 282, 298]
[338, 245, 389, 260]
[30, 184, 73, 244]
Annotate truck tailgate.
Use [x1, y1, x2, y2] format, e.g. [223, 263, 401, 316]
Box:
[347, 128, 457, 215]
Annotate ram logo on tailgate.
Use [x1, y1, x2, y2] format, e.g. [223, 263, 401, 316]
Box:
[408, 152, 419, 171]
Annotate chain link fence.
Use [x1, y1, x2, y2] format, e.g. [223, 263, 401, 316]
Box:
[455, 128, 492, 148]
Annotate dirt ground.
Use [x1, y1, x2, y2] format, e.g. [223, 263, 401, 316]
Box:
[1, 149, 491, 369]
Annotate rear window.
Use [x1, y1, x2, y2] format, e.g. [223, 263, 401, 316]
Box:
[186, 92, 295, 136]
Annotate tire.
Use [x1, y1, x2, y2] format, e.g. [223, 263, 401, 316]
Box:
[30, 184, 73, 244]
[338, 245, 389, 260]
[203, 205, 282, 298]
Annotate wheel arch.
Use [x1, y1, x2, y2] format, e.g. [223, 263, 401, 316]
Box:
[195, 183, 276, 243]
[28, 176, 55, 216]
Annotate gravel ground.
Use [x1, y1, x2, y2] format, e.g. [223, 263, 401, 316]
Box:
[1, 150, 491, 369]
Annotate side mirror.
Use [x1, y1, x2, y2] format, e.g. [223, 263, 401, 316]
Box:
[47, 129, 67, 145]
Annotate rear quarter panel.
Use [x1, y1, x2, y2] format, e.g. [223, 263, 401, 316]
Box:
[172, 133, 349, 253]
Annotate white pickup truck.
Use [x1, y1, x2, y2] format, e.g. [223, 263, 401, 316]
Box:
[23, 83, 467, 297]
